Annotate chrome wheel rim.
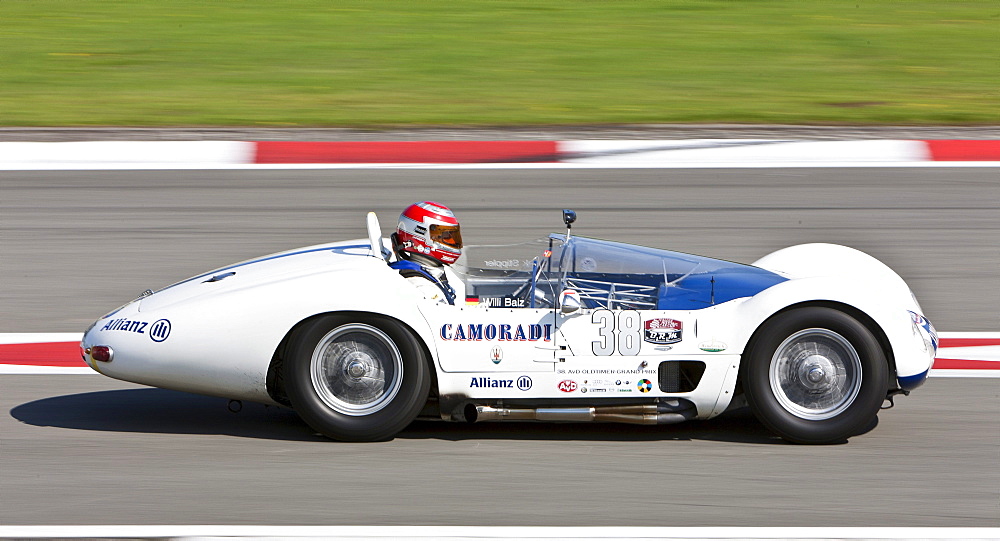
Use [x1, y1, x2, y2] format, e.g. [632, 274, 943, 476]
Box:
[310, 324, 403, 416]
[769, 328, 862, 420]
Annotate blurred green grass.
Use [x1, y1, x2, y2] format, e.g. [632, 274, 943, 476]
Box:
[1, 0, 997, 126]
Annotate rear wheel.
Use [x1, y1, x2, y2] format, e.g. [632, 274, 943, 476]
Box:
[742, 307, 888, 444]
[284, 314, 430, 441]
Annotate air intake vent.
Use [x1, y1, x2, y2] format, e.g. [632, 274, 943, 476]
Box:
[658, 361, 706, 393]
[204, 271, 236, 283]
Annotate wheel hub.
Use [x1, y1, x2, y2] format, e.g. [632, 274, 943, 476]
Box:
[309, 324, 403, 416]
[769, 328, 862, 420]
[346, 355, 372, 379]
[806, 366, 826, 384]
[800, 354, 837, 388]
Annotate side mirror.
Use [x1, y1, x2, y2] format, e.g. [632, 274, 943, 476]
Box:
[559, 289, 582, 314]
[562, 209, 577, 227]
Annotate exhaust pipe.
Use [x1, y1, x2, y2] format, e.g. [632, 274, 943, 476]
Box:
[465, 401, 695, 425]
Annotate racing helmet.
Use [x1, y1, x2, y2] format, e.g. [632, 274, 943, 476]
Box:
[396, 201, 463, 265]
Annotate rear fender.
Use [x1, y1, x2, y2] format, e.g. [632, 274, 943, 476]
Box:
[87, 258, 440, 404]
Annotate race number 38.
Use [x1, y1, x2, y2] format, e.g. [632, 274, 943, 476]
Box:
[592, 310, 641, 356]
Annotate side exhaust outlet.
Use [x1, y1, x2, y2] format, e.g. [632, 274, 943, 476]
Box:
[464, 400, 695, 425]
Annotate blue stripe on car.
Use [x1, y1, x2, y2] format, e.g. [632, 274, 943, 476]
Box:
[158, 245, 369, 293]
[898, 369, 929, 391]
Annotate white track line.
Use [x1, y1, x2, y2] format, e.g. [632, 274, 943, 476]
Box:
[0, 332, 82, 344]
[936, 346, 1000, 362]
[0, 525, 998, 540]
[2, 161, 1000, 170]
[927, 369, 1000, 378]
[0, 141, 254, 166]
[0, 365, 94, 375]
[937, 332, 1000, 338]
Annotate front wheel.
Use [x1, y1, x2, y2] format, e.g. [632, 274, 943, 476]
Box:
[742, 307, 888, 444]
[284, 314, 430, 441]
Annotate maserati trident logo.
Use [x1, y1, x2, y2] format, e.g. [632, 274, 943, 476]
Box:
[490, 346, 503, 364]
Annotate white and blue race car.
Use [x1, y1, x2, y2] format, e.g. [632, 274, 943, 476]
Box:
[81, 210, 936, 444]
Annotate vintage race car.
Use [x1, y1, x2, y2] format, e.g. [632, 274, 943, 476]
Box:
[80, 210, 937, 444]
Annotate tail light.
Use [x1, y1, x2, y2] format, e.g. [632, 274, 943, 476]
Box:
[89, 345, 114, 363]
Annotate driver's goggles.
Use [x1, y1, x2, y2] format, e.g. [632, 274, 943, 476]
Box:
[430, 224, 463, 249]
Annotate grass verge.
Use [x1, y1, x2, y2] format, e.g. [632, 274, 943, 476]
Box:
[1, 0, 997, 126]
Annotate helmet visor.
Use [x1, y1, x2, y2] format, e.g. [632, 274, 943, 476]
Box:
[429, 224, 463, 249]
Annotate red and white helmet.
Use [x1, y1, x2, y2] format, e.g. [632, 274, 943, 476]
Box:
[396, 201, 463, 265]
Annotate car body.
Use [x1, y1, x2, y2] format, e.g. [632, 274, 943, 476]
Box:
[81, 211, 937, 443]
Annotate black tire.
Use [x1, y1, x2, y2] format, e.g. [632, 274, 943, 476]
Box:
[284, 314, 430, 442]
[742, 307, 888, 444]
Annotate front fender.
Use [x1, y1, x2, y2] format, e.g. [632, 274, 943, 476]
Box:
[750, 243, 934, 385]
[712, 277, 933, 390]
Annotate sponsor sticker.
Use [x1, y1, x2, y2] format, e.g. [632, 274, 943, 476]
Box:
[557, 380, 578, 392]
[470, 377, 517, 389]
[637, 379, 653, 393]
[441, 323, 552, 342]
[490, 346, 503, 364]
[562, 369, 656, 375]
[101, 317, 171, 342]
[580, 379, 621, 394]
[644, 318, 682, 345]
[909, 311, 939, 351]
[517, 375, 533, 391]
[585, 378, 623, 387]
[101, 318, 149, 335]
[483, 259, 527, 269]
[149, 319, 171, 342]
[699, 340, 727, 352]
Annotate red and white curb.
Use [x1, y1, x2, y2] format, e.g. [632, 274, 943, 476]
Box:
[2, 332, 997, 377]
[0, 139, 997, 169]
[0, 333, 89, 374]
[927, 332, 1000, 378]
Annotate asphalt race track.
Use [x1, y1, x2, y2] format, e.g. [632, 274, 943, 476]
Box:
[1, 167, 998, 527]
[3, 168, 998, 333]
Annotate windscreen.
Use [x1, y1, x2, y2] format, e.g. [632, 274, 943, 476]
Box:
[455, 235, 783, 310]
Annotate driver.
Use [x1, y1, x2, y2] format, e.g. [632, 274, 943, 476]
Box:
[390, 201, 462, 305]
